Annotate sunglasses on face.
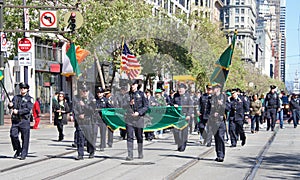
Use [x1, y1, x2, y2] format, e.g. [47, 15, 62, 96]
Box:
[59, 95, 64, 97]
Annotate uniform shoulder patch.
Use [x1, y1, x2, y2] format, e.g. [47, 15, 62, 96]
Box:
[30, 97, 34, 104]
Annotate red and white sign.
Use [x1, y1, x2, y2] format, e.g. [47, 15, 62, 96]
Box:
[1, 32, 8, 52]
[40, 10, 57, 29]
[18, 38, 33, 53]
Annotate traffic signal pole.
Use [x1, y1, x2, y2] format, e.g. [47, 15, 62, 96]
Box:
[0, 0, 4, 125]
[23, 0, 28, 84]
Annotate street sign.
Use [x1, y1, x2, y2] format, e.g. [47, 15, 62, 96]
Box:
[18, 38, 33, 53]
[18, 52, 32, 66]
[24, 8, 30, 37]
[40, 10, 58, 29]
[0, 32, 8, 52]
[64, 11, 83, 30]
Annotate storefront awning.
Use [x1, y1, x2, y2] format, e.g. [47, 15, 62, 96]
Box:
[173, 75, 196, 81]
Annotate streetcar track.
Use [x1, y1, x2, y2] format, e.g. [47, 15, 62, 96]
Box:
[41, 141, 156, 180]
[164, 147, 214, 180]
[0, 137, 124, 173]
[0, 150, 77, 173]
[243, 126, 279, 180]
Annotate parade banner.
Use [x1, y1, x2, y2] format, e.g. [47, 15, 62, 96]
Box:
[210, 30, 237, 86]
[101, 106, 188, 131]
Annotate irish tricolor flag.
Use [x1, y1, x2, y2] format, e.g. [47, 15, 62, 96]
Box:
[61, 42, 83, 77]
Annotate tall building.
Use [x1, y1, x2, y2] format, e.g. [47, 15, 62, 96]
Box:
[145, 0, 224, 23]
[220, 0, 257, 63]
[279, 0, 286, 82]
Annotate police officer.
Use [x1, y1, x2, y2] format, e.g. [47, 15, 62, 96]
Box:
[103, 89, 114, 148]
[8, 82, 33, 160]
[125, 80, 149, 161]
[95, 87, 108, 151]
[210, 84, 226, 162]
[115, 86, 130, 140]
[73, 84, 96, 160]
[289, 93, 300, 128]
[197, 84, 212, 146]
[264, 85, 280, 131]
[227, 89, 247, 147]
[173, 83, 193, 152]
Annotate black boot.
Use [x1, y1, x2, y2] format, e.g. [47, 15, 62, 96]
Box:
[138, 143, 143, 159]
[126, 141, 134, 161]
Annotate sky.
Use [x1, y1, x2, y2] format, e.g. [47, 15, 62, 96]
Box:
[285, 0, 300, 83]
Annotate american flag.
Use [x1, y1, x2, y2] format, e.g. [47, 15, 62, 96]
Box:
[121, 43, 141, 79]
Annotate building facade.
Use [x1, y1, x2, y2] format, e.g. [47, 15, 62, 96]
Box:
[220, 0, 257, 63]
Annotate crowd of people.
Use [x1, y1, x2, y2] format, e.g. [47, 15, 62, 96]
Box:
[7, 80, 299, 162]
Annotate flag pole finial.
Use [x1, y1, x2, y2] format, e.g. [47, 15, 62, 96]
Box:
[234, 29, 238, 35]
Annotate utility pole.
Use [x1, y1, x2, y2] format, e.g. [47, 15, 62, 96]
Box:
[0, 0, 4, 125]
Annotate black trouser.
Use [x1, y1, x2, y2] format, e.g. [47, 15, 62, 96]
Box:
[97, 118, 113, 148]
[173, 120, 189, 150]
[56, 120, 64, 140]
[266, 108, 277, 130]
[76, 124, 96, 156]
[144, 131, 154, 140]
[229, 120, 246, 146]
[214, 121, 226, 159]
[10, 119, 30, 158]
[120, 129, 126, 139]
[126, 118, 144, 157]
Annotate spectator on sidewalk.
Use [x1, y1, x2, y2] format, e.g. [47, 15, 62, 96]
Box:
[53, 91, 70, 141]
[32, 97, 41, 129]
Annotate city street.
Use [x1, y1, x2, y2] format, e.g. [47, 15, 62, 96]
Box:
[0, 118, 299, 180]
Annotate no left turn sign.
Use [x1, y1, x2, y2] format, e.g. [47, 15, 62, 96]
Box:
[40, 10, 57, 29]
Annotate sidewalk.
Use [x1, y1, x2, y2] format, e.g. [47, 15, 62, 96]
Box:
[2, 113, 54, 127]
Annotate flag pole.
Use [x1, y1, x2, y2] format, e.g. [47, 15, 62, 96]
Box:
[0, 80, 11, 102]
[94, 51, 106, 89]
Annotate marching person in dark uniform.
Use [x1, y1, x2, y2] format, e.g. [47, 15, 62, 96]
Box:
[125, 80, 149, 161]
[8, 82, 34, 160]
[53, 91, 70, 141]
[227, 89, 247, 147]
[173, 83, 193, 152]
[289, 93, 300, 128]
[197, 84, 212, 146]
[144, 88, 157, 141]
[73, 85, 96, 160]
[103, 89, 114, 148]
[115, 86, 130, 140]
[210, 84, 226, 162]
[264, 85, 280, 131]
[95, 87, 106, 150]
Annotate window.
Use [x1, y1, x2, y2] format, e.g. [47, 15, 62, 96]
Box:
[236, 9, 239, 14]
[236, 0, 240, 5]
[235, 17, 239, 23]
[241, 17, 244, 22]
[241, 9, 245, 14]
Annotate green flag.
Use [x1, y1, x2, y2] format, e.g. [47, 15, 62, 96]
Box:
[0, 70, 3, 80]
[101, 106, 188, 131]
[210, 31, 237, 86]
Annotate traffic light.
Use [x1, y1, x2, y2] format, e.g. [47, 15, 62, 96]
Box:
[68, 12, 76, 32]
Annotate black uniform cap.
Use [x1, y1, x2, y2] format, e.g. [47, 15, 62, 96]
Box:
[19, 82, 29, 89]
[270, 85, 277, 89]
[96, 87, 104, 93]
[79, 84, 88, 91]
[178, 83, 187, 89]
[131, 79, 142, 89]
